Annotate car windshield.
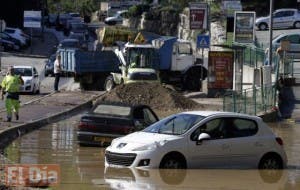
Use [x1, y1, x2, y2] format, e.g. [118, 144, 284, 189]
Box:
[143, 113, 205, 135]
[93, 104, 131, 117]
[178, 42, 192, 54]
[14, 68, 32, 76]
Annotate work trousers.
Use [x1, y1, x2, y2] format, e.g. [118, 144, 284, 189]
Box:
[5, 98, 20, 118]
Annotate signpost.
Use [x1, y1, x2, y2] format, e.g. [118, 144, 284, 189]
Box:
[197, 34, 210, 84]
[24, 11, 42, 28]
[24, 11, 42, 53]
[197, 35, 210, 49]
[234, 11, 255, 43]
[189, 2, 208, 30]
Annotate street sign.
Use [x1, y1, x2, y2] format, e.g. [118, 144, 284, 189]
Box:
[197, 35, 210, 48]
[234, 11, 255, 43]
[189, 2, 208, 30]
[24, 11, 42, 28]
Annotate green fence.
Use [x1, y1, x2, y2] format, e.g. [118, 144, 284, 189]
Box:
[222, 43, 283, 115]
[223, 86, 277, 115]
[231, 42, 280, 69]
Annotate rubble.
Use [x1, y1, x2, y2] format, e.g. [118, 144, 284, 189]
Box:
[98, 83, 204, 116]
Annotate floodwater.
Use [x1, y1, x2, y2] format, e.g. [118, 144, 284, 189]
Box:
[3, 114, 300, 190]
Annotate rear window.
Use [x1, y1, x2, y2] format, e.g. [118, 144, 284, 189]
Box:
[93, 104, 131, 116]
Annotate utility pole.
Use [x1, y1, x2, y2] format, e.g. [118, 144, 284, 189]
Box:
[268, 0, 273, 67]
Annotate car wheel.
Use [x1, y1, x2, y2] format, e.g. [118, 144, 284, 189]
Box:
[184, 71, 200, 91]
[258, 154, 283, 169]
[104, 75, 115, 92]
[259, 23, 268, 30]
[294, 21, 300, 29]
[159, 154, 186, 169]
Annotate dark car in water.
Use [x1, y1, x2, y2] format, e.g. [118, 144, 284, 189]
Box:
[77, 102, 159, 146]
[44, 54, 56, 77]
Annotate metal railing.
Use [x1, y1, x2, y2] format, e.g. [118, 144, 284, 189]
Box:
[222, 43, 282, 115]
[223, 85, 277, 115]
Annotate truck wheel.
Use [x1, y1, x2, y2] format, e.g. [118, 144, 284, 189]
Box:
[184, 75, 200, 91]
[104, 76, 115, 92]
[80, 82, 88, 90]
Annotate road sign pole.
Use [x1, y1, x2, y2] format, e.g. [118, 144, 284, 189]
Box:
[30, 28, 33, 54]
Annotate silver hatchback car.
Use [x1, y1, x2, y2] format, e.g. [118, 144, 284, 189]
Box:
[256, 8, 300, 30]
[272, 32, 300, 59]
[105, 111, 287, 169]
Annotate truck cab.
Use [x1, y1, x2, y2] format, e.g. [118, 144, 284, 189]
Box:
[153, 37, 207, 91]
[171, 40, 194, 71]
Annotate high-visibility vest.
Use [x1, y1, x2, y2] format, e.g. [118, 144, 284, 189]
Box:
[1, 75, 22, 93]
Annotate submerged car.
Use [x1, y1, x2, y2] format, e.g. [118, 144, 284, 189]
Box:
[105, 111, 287, 169]
[77, 102, 159, 146]
[13, 66, 40, 94]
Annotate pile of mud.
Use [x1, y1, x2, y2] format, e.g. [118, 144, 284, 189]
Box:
[98, 83, 203, 112]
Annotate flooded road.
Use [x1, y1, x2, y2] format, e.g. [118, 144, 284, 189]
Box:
[4, 114, 300, 190]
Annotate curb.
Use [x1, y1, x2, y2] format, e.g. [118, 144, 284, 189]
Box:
[0, 98, 93, 150]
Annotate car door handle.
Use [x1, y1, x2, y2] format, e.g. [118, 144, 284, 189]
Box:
[254, 142, 263, 147]
[222, 144, 229, 149]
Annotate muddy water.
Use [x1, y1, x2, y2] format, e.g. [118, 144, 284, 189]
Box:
[4, 114, 300, 190]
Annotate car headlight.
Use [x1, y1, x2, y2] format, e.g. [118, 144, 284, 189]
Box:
[25, 80, 31, 84]
[110, 137, 120, 147]
[132, 140, 168, 151]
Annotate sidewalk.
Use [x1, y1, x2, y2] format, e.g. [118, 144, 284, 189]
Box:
[0, 91, 102, 149]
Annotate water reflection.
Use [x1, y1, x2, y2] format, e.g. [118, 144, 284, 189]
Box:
[100, 167, 288, 190]
[3, 114, 300, 189]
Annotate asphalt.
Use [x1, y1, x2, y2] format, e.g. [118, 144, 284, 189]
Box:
[0, 90, 102, 150]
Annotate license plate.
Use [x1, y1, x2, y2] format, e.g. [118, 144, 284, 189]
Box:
[94, 136, 112, 143]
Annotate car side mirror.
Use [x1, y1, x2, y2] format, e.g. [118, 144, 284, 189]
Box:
[196, 133, 211, 145]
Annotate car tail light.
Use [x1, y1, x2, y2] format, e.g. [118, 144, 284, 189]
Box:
[78, 122, 96, 130]
[276, 137, 284, 146]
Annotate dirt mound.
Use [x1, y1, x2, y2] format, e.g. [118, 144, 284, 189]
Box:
[98, 83, 203, 112]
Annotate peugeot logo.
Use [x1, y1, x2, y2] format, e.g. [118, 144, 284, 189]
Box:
[117, 143, 127, 149]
